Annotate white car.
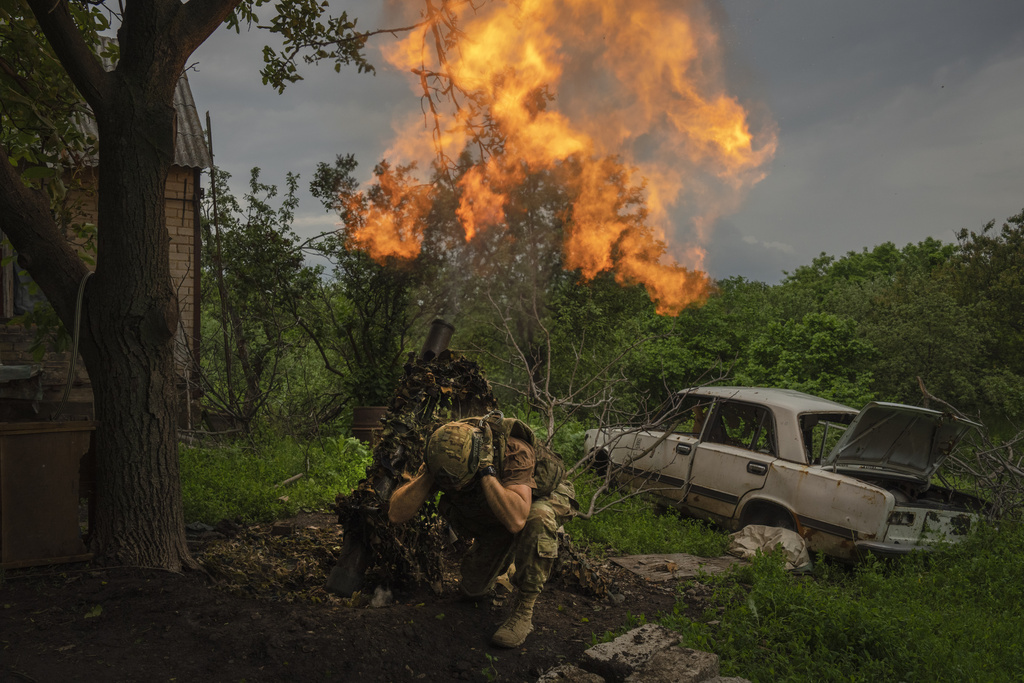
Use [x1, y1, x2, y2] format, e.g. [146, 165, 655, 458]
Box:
[584, 386, 988, 560]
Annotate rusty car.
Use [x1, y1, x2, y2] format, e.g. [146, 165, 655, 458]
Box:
[584, 386, 989, 560]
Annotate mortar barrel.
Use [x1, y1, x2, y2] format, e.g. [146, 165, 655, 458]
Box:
[419, 319, 455, 361]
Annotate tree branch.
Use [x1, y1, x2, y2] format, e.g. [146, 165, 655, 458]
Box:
[0, 140, 88, 317]
[25, 0, 111, 111]
[177, 0, 245, 56]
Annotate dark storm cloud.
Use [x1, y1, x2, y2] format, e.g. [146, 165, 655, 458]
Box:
[187, 1, 1024, 282]
[710, 0, 1024, 281]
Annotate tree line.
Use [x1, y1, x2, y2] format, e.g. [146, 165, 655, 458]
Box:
[201, 154, 1024, 443]
[5, 0, 1019, 571]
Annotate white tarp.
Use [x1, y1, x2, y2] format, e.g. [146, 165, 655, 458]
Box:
[727, 525, 812, 571]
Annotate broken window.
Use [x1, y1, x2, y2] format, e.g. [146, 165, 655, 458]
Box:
[706, 401, 777, 455]
[656, 393, 715, 436]
[0, 237, 47, 319]
[801, 413, 855, 464]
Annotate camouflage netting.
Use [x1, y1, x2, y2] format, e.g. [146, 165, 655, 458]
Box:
[333, 348, 611, 599]
[334, 349, 497, 593]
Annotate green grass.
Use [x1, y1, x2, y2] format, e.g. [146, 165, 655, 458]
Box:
[657, 521, 1024, 682]
[180, 435, 373, 524]
[550, 419, 731, 558]
[565, 471, 731, 557]
[180, 421, 1024, 683]
[557, 415, 1024, 681]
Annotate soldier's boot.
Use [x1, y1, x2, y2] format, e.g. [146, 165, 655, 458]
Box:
[491, 591, 539, 648]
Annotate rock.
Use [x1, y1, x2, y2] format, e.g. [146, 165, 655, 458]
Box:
[370, 586, 393, 608]
[214, 519, 241, 537]
[580, 624, 681, 682]
[537, 664, 606, 682]
[624, 647, 719, 683]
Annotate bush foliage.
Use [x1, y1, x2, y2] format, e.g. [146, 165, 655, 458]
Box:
[181, 436, 372, 524]
[190, 167, 1024, 683]
[660, 522, 1024, 682]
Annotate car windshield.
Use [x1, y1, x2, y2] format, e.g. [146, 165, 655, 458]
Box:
[801, 413, 855, 464]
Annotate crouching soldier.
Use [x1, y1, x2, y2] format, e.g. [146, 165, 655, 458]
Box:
[387, 414, 576, 648]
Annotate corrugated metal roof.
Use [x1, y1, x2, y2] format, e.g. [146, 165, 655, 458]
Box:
[78, 38, 212, 169]
[171, 75, 212, 169]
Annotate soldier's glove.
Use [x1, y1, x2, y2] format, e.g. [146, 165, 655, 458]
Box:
[473, 425, 495, 485]
[476, 431, 494, 471]
[477, 411, 503, 466]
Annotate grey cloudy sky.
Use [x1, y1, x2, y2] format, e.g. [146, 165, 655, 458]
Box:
[188, 0, 1024, 285]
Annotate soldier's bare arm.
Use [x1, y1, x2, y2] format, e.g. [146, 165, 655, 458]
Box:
[388, 465, 435, 524]
[480, 478, 532, 533]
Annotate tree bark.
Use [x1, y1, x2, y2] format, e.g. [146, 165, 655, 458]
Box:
[0, 0, 240, 570]
[80, 65, 191, 567]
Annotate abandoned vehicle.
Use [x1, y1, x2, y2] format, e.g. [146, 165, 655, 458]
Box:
[584, 386, 989, 560]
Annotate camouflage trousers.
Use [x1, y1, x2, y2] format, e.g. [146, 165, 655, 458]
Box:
[444, 480, 576, 597]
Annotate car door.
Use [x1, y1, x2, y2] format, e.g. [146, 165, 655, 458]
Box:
[625, 393, 712, 504]
[684, 399, 777, 522]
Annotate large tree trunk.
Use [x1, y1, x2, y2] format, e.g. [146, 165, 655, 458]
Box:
[0, 0, 240, 570]
[78, 71, 194, 569]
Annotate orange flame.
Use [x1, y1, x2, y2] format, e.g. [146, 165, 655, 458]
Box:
[366, 0, 775, 315]
[455, 164, 507, 241]
[346, 164, 432, 261]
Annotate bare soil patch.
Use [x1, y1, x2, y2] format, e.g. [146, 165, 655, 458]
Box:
[1, 514, 689, 682]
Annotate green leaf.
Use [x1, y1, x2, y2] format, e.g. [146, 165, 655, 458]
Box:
[20, 165, 57, 180]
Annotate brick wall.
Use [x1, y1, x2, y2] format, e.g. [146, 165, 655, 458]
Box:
[0, 165, 201, 421]
[165, 166, 199, 367]
[61, 165, 199, 372]
[0, 323, 92, 420]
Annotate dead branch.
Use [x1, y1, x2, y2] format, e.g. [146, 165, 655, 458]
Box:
[274, 473, 305, 489]
[919, 377, 1024, 519]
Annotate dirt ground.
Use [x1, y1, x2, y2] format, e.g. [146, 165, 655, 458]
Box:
[0, 514, 692, 683]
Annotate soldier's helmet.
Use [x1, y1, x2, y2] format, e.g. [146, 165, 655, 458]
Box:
[425, 421, 491, 491]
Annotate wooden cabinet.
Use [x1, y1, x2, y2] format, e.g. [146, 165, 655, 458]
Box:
[0, 421, 96, 568]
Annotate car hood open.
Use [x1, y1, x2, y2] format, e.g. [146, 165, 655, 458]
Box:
[821, 402, 979, 483]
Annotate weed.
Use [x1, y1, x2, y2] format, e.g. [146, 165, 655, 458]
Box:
[566, 472, 730, 557]
[180, 435, 372, 524]
[658, 522, 1024, 682]
[589, 613, 646, 645]
[482, 653, 499, 682]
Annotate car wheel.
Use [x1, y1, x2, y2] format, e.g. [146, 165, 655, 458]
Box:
[590, 449, 609, 477]
[743, 504, 797, 532]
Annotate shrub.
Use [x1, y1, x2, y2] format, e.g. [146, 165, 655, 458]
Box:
[661, 521, 1024, 682]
